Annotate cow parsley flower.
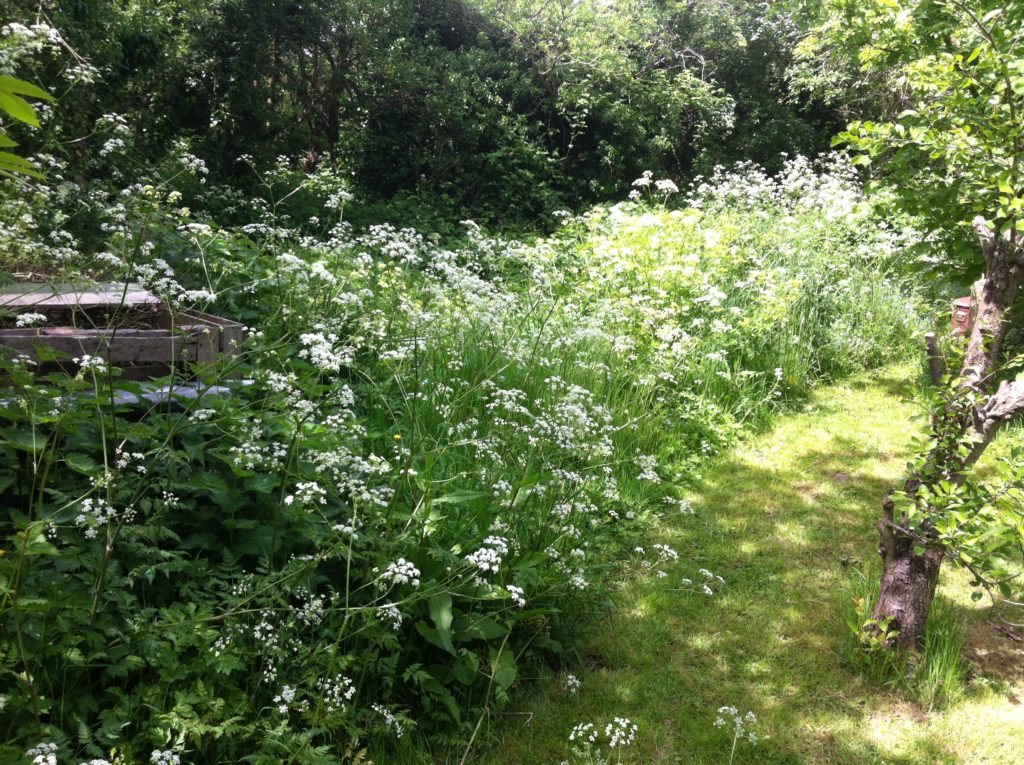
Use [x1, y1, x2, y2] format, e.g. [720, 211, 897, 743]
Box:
[379, 603, 403, 630]
[372, 703, 405, 738]
[605, 717, 638, 748]
[377, 558, 421, 588]
[466, 536, 509, 574]
[631, 170, 653, 188]
[569, 722, 598, 744]
[318, 674, 356, 712]
[74, 354, 108, 374]
[26, 743, 58, 765]
[273, 685, 298, 713]
[15, 312, 46, 327]
[507, 584, 526, 608]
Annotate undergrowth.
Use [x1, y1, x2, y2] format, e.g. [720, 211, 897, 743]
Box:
[0, 154, 923, 764]
[841, 566, 969, 711]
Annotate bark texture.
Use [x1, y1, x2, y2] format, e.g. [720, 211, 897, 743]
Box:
[874, 492, 944, 646]
[872, 219, 1023, 648]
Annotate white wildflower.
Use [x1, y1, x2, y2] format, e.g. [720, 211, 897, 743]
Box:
[15, 312, 46, 327]
[377, 558, 421, 588]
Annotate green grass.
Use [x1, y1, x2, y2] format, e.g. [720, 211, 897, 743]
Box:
[473, 366, 1024, 765]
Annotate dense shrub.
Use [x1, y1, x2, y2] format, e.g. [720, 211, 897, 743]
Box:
[0, 2, 840, 227]
[0, 156, 922, 763]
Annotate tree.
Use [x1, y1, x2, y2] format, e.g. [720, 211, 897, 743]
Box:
[805, 0, 1024, 647]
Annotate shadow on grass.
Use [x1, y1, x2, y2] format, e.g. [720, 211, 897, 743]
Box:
[473, 372, 1015, 765]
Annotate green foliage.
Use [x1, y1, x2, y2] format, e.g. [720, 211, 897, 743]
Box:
[805, 0, 1024, 277]
[842, 566, 970, 710]
[0, 1, 840, 226]
[0, 74, 50, 177]
[890, 352, 1024, 613]
[0, 154, 922, 762]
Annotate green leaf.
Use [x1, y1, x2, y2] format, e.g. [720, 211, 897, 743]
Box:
[427, 594, 455, 655]
[514, 551, 547, 570]
[66, 452, 101, 474]
[432, 489, 489, 505]
[2, 428, 46, 452]
[459, 614, 507, 641]
[243, 473, 278, 494]
[0, 76, 53, 101]
[0, 91, 40, 127]
[489, 647, 517, 690]
[415, 623, 455, 656]
[450, 651, 479, 685]
[0, 151, 42, 178]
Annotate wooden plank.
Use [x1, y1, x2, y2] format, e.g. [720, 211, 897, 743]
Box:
[0, 334, 196, 364]
[0, 328, 173, 338]
[1, 290, 243, 379]
[0, 283, 160, 310]
[179, 308, 244, 357]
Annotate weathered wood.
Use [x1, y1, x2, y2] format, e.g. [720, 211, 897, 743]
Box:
[961, 217, 1023, 394]
[0, 332, 195, 364]
[0, 283, 243, 381]
[0, 283, 160, 310]
[180, 308, 244, 357]
[0, 328, 173, 338]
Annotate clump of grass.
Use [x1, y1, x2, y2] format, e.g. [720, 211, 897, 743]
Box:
[841, 566, 969, 709]
[916, 597, 969, 710]
[840, 566, 907, 686]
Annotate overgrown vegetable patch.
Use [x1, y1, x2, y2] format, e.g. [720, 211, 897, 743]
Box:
[0, 158, 922, 763]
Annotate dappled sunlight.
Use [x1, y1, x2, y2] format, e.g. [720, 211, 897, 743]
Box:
[485, 367, 1024, 763]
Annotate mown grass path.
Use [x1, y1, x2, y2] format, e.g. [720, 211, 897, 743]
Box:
[478, 368, 1024, 764]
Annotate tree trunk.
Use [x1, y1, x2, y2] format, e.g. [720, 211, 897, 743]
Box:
[874, 491, 945, 648]
[872, 218, 1023, 648]
[875, 547, 944, 646]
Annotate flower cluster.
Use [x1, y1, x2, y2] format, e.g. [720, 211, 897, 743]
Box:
[377, 558, 421, 588]
[567, 717, 639, 752]
[715, 706, 759, 746]
[466, 536, 510, 574]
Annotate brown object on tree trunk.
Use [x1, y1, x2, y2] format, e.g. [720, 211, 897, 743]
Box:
[951, 296, 974, 336]
[872, 217, 1024, 648]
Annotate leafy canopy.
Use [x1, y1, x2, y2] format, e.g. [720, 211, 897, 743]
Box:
[804, 0, 1024, 276]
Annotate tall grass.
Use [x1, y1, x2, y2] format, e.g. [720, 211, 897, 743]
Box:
[841, 566, 969, 710]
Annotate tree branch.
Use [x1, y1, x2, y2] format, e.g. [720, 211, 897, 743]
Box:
[964, 378, 1024, 468]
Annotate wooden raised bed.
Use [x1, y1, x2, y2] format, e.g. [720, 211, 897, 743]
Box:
[0, 284, 243, 380]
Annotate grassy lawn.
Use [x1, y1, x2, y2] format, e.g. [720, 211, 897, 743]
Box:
[475, 367, 1024, 764]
